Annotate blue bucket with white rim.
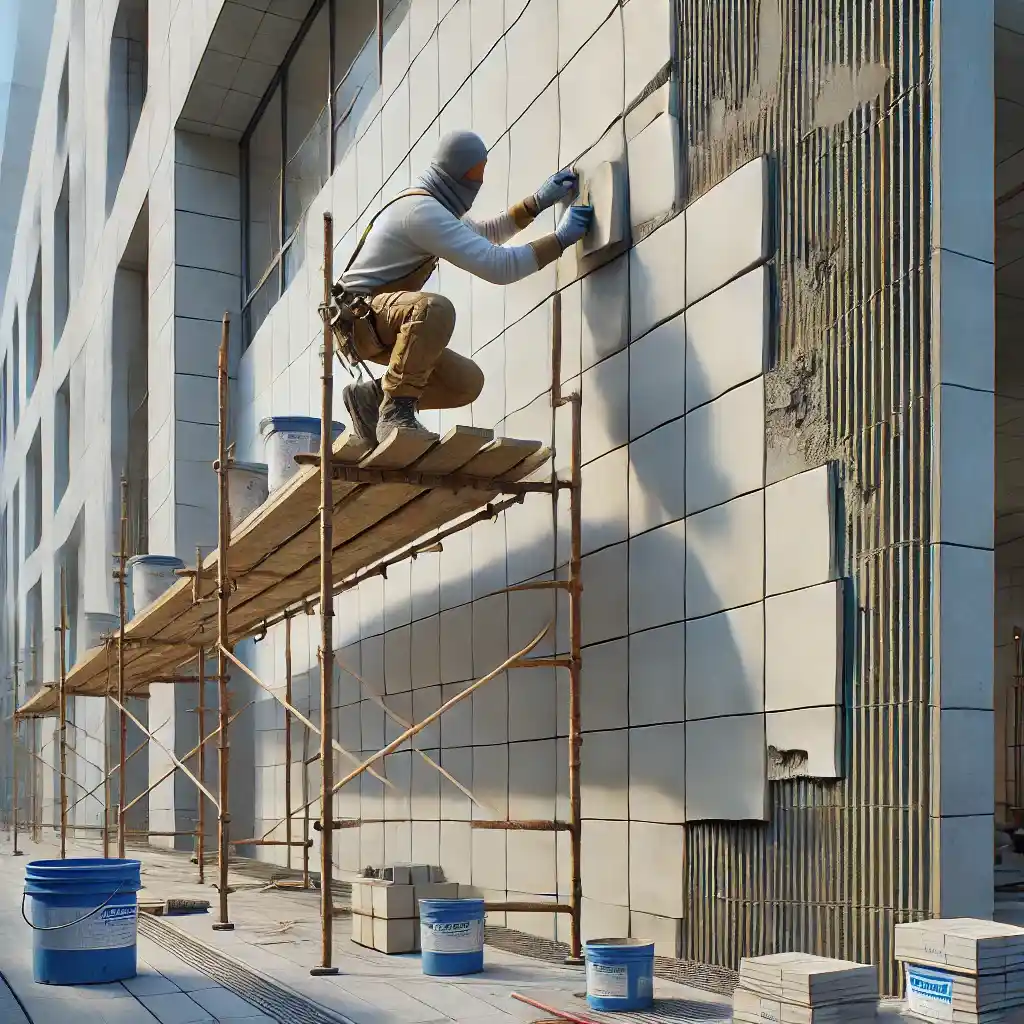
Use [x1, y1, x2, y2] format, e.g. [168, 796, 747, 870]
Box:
[419, 898, 485, 976]
[584, 937, 655, 1011]
[126, 554, 185, 617]
[23, 858, 143, 985]
[259, 415, 346, 493]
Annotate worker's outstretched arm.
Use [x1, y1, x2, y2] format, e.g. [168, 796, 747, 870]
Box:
[464, 170, 579, 245]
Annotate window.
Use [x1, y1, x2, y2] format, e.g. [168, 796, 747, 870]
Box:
[26, 257, 41, 398]
[54, 165, 70, 344]
[54, 376, 70, 507]
[26, 429, 42, 554]
[106, 0, 148, 212]
[56, 53, 69, 153]
[241, 0, 407, 345]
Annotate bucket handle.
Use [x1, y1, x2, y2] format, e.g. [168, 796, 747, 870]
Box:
[21, 882, 128, 932]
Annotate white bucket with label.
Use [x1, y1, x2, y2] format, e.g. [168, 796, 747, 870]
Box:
[83, 612, 120, 651]
[126, 555, 185, 618]
[227, 461, 269, 529]
[259, 416, 345, 493]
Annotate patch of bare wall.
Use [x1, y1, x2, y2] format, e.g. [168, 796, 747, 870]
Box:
[677, 0, 931, 993]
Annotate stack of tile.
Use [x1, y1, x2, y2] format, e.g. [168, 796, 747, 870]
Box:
[735, 953, 879, 1024]
[895, 919, 1024, 1023]
[350, 865, 458, 954]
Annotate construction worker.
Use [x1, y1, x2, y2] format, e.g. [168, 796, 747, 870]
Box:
[335, 129, 594, 445]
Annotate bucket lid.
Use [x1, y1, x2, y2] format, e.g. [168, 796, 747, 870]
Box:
[260, 415, 345, 438]
[585, 937, 655, 951]
[227, 460, 269, 475]
[127, 554, 186, 569]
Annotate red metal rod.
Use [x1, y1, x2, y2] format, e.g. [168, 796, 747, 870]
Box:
[510, 993, 601, 1024]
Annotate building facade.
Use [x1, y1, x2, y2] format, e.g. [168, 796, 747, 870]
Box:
[0, 0, 1003, 992]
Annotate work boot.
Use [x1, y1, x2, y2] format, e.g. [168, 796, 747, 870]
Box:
[376, 394, 435, 445]
[342, 380, 381, 446]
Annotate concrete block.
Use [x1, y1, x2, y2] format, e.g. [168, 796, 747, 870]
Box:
[687, 266, 769, 412]
[629, 213, 686, 341]
[629, 820, 684, 916]
[623, 0, 673, 102]
[582, 447, 629, 555]
[630, 519, 687, 632]
[581, 819, 629, 906]
[506, 0, 557, 127]
[370, 881, 416, 919]
[686, 492, 765, 619]
[373, 916, 419, 953]
[581, 348, 628, 464]
[685, 714, 767, 821]
[686, 603, 765, 720]
[765, 581, 844, 711]
[686, 377, 765, 515]
[686, 157, 771, 306]
[766, 708, 842, 780]
[627, 113, 680, 227]
[581, 728, 629, 819]
[581, 542, 628, 646]
[629, 723, 686, 823]
[765, 464, 837, 597]
[629, 417, 686, 535]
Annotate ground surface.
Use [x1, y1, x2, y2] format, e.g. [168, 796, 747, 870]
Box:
[0, 832, 731, 1024]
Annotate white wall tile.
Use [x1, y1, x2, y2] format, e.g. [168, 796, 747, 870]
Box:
[471, 338, 505, 428]
[471, 39, 508, 148]
[629, 821, 684, 916]
[629, 417, 686, 536]
[764, 581, 843, 712]
[686, 377, 765, 515]
[629, 213, 685, 341]
[622, 0, 673, 103]
[685, 492, 765, 620]
[356, 116, 384, 213]
[627, 113, 680, 227]
[932, 248, 994, 392]
[686, 266, 768, 412]
[557, 0, 618, 69]
[580, 637, 628, 733]
[440, 746, 474, 816]
[509, 738, 558, 818]
[685, 714, 766, 821]
[933, 708, 995, 817]
[471, 0, 504, 66]
[581, 254, 629, 371]
[509, 665, 557, 741]
[381, 77, 411, 180]
[582, 899, 630, 943]
[438, 0, 472, 107]
[410, 0, 440, 59]
[582, 446, 629, 555]
[685, 157, 770, 307]
[411, 614, 441, 689]
[581, 818, 629, 906]
[412, 686, 443, 749]
[629, 519, 686, 633]
[580, 348, 628, 464]
[766, 707, 841, 780]
[506, 0, 558, 127]
[505, 300, 552, 414]
[409, 31, 441, 143]
[629, 723, 686, 823]
[629, 622, 685, 726]
[630, 910, 682, 957]
[686, 602, 764, 720]
[581, 728, 628, 818]
[507, 831, 557, 894]
[581, 542, 628, 646]
[932, 814, 994, 919]
[471, 827, 507, 889]
[629, 313, 685, 440]
[440, 604, 474, 684]
[765, 464, 837, 597]
[557, 12, 624, 164]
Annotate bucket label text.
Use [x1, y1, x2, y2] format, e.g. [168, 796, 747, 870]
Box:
[906, 966, 954, 1023]
[31, 899, 138, 952]
[586, 962, 629, 1000]
[420, 918, 484, 955]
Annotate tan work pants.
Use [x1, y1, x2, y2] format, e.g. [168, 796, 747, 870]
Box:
[352, 266, 484, 410]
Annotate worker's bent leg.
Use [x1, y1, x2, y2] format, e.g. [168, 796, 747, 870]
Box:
[418, 350, 485, 411]
[370, 290, 457, 399]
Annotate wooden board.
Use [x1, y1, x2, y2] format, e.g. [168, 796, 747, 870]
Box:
[16, 428, 551, 715]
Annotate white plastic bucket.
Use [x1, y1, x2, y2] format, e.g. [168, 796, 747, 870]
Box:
[126, 555, 185, 618]
[227, 461, 269, 529]
[83, 612, 120, 651]
[260, 416, 345, 493]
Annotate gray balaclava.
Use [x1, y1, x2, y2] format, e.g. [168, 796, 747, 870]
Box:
[416, 130, 489, 218]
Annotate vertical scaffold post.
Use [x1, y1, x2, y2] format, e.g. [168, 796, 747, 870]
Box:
[117, 476, 128, 859]
[284, 615, 293, 872]
[311, 211, 338, 977]
[58, 565, 68, 859]
[30, 635, 39, 842]
[213, 313, 234, 932]
[12, 651, 22, 856]
[102, 642, 111, 858]
[195, 546, 206, 885]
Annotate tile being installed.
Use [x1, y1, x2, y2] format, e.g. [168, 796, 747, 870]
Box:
[686, 266, 769, 411]
[766, 707, 841, 779]
[764, 580, 844, 712]
[629, 212, 686, 341]
[629, 417, 686, 536]
[685, 714, 767, 821]
[685, 156, 771, 307]
[629, 313, 686, 440]
[685, 491, 765, 620]
[686, 377, 765, 515]
[629, 722, 686, 823]
[686, 602, 764, 720]
[765, 464, 837, 597]
[629, 519, 686, 633]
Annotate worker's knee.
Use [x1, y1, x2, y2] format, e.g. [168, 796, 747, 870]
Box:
[421, 293, 457, 339]
[455, 359, 485, 406]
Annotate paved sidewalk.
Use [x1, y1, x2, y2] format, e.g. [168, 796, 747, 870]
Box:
[0, 832, 732, 1024]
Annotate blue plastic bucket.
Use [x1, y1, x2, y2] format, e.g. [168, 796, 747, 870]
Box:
[23, 858, 142, 985]
[584, 938, 655, 1011]
[419, 898, 485, 976]
[259, 416, 346, 492]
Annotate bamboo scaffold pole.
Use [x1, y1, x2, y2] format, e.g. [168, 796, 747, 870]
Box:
[195, 546, 207, 885]
[117, 476, 129, 859]
[30, 636, 39, 842]
[58, 565, 68, 859]
[214, 312, 234, 932]
[311, 210, 339, 976]
[103, 643, 112, 857]
[284, 616, 293, 871]
[11, 652, 22, 856]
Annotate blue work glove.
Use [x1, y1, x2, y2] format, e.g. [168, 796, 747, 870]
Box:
[555, 204, 595, 248]
[534, 169, 579, 211]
